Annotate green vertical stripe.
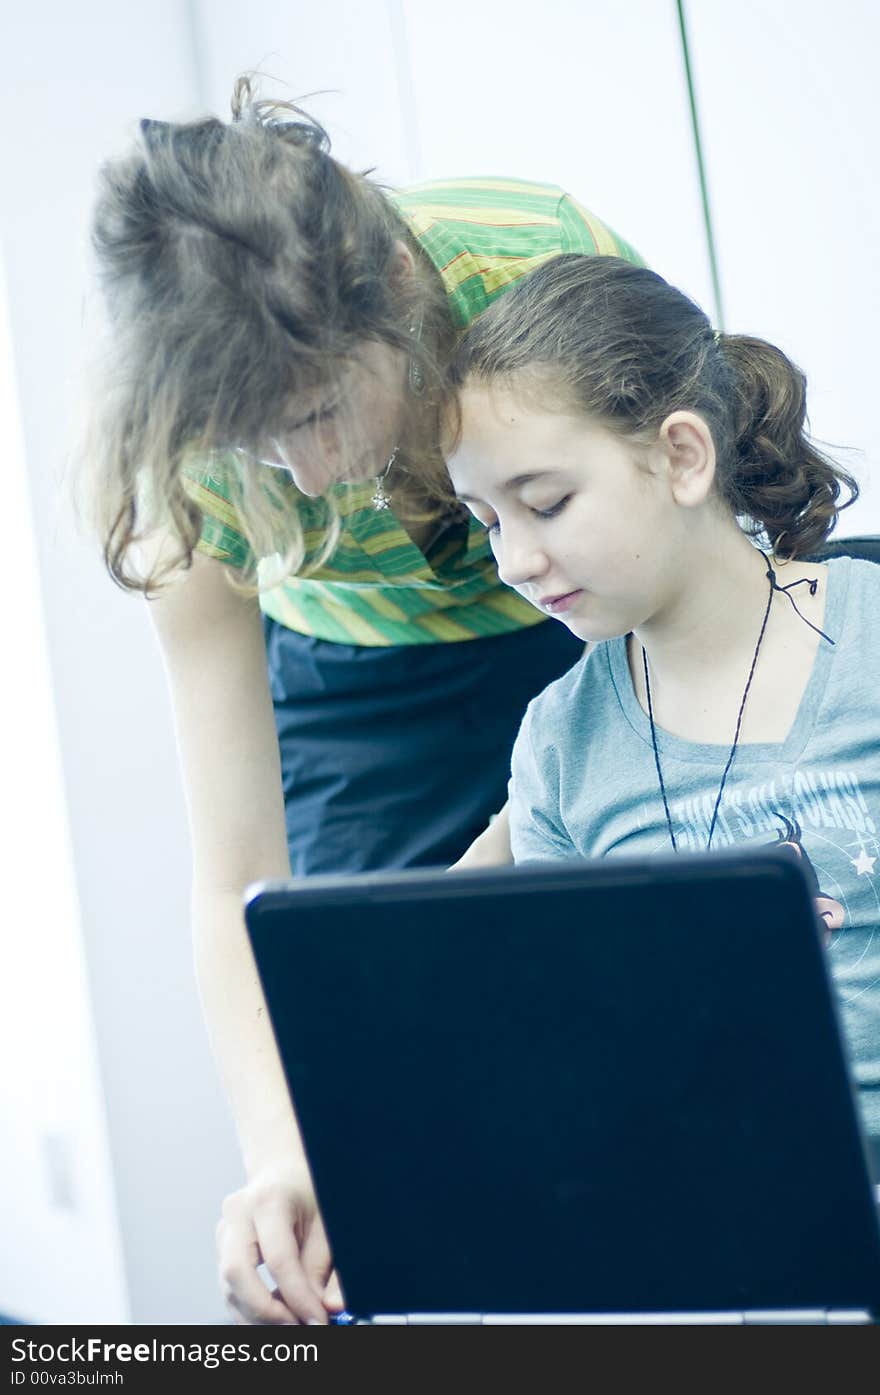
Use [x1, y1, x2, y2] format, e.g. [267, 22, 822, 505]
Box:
[676, 0, 725, 330]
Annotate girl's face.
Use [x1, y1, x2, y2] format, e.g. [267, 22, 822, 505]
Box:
[258, 341, 408, 496]
[447, 383, 688, 644]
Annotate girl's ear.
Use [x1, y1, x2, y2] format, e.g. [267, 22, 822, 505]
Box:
[656, 411, 716, 507]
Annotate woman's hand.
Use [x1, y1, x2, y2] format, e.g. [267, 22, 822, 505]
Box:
[217, 1163, 344, 1325]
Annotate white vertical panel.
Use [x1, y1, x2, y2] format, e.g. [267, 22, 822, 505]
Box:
[402, 0, 714, 313]
[0, 0, 241, 1324]
[0, 244, 128, 1325]
[685, 0, 880, 535]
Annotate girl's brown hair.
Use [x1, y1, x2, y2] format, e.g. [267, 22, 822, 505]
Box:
[447, 254, 858, 558]
[81, 76, 453, 592]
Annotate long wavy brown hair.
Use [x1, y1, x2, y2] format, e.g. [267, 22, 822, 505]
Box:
[78, 75, 454, 593]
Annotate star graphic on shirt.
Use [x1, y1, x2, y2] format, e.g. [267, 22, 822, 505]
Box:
[852, 850, 876, 876]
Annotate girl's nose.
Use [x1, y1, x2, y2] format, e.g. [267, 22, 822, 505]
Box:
[495, 530, 549, 589]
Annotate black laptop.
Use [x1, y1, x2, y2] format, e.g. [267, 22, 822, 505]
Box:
[244, 846, 880, 1325]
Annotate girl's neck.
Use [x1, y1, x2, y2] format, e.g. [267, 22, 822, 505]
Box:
[627, 522, 830, 745]
[633, 525, 774, 685]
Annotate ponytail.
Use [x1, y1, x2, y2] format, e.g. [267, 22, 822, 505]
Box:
[719, 335, 858, 558]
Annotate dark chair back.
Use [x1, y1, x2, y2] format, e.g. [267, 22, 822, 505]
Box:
[809, 535, 880, 564]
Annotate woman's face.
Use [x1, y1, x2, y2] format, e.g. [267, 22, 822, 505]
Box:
[446, 383, 686, 644]
[258, 340, 409, 496]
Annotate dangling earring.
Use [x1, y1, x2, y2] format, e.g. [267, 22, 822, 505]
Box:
[372, 446, 397, 511]
[372, 312, 425, 510]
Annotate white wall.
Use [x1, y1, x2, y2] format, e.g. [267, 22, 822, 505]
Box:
[0, 0, 240, 1324]
[0, 244, 127, 1325]
[192, 0, 414, 184]
[687, 0, 880, 535]
[402, 0, 714, 313]
[0, 0, 876, 1326]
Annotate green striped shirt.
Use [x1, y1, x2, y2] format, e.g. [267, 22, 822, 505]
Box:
[187, 176, 642, 645]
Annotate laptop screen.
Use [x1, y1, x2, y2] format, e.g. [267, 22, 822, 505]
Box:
[245, 848, 880, 1320]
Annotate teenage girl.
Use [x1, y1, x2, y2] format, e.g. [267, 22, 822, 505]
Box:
[442, 252, 878, 1158]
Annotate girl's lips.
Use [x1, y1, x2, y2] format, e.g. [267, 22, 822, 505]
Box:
[540, 590, 583, 614]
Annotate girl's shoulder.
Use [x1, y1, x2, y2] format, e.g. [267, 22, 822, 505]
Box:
[826, 552, 880, 614]
[838, 552, 880, 584]
[821, 556, 880, 688]
[523, 637, 618, 727]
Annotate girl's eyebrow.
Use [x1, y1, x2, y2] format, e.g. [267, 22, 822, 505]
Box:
[457, 470, 561, 503]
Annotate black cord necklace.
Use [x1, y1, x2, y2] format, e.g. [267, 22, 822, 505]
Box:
[642, 550, 834, 852]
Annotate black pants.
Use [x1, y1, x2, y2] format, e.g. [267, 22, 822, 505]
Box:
[264, 618, 584, 875]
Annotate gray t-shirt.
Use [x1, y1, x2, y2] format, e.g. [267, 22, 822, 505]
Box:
[510, 556, 880, 1137]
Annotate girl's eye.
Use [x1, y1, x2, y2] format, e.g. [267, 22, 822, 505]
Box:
[533, 495, 571, 520]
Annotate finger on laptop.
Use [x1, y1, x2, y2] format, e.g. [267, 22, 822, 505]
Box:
[299, 1221, 342, 1314]
[217, 1202, 298, 1325]
[816, 893, 844, 941]
[322, 1268, 346, 1314]
[255, 1198, 329, 1324]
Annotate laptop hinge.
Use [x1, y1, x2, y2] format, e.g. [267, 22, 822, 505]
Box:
[404, 1313, 483, 1325]
[483, 1312, 746, 1325]
[367, 1308, 873, 1325]
[365, 1313, 485, 1325]
[744, 1309, 871, 1325]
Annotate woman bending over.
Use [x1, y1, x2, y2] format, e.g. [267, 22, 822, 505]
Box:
[81, 78, 642, 1322]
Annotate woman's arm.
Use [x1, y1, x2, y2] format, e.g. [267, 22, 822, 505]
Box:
[147, 550, 338, 1324]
